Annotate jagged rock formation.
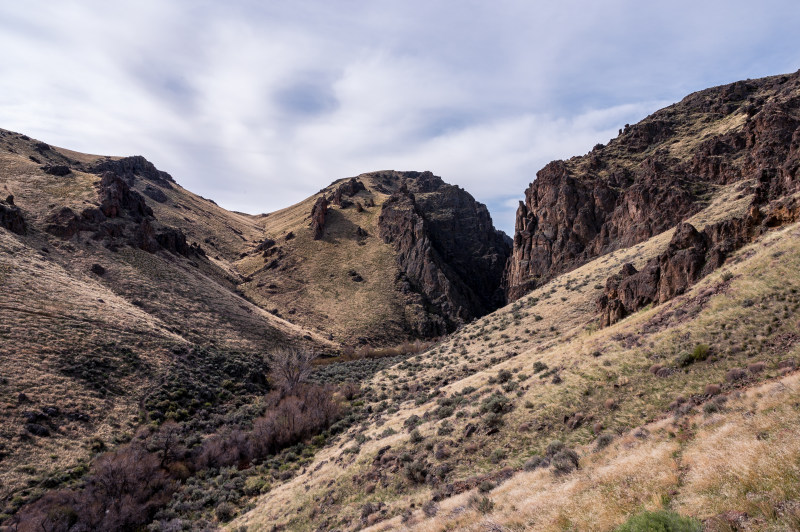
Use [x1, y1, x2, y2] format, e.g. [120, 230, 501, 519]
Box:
[45, 171, 201, 257]
[598, 196, 800, 326]
[330, 177, 366, 207]
[91, 155, 175, 188]
[378, 171, 511, 334]
[506, 70, 800, 301]
[0, 195, 26, 235]
[309, 196, 329, 240]
[41, 164, 71, 176]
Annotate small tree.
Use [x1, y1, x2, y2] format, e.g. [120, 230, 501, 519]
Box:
[269, 348, 318, 394]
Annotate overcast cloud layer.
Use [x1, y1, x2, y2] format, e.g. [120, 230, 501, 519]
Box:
[1, 1, 799, 234]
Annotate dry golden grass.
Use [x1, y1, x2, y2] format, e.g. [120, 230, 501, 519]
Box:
[377, 373, 800, 532]
[0, 131, 332, 504]
[232, 191, 800, 531]
[237, 173, 430, 345]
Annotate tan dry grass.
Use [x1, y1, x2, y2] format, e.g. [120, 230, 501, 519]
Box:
[233, 200, 800, 530]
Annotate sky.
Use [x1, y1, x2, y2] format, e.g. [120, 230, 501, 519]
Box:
[1, 1, 798, 234]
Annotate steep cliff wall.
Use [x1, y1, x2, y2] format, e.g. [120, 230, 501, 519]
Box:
[506, 70, 800, 301]
[377, 172, 510, 334]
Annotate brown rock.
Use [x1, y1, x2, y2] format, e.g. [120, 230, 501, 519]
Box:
[0, 195, 27, 235]
[310, 196, 329, 240]
[377, 171, 510, 335]
[507, 70, 800, 302]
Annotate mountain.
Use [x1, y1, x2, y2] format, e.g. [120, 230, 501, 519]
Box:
[0, 131, 508, 510]
[237, 170, 510, 344]
[505, 70, 800, 301]
[226, 71, 800, 531]
[2, 69, 800, 532]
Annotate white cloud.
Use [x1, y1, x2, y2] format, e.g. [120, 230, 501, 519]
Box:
[0, 1, 798, 234]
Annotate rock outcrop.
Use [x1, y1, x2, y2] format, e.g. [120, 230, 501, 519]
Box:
[0, 195, 27, 235]
[45, 171, 201, 257]
[330, 178, 366, 206]
[506, 70, 800, 301]
[310, 197, 329, 240]
[377, 171, 511, 334]
[597, 197, 800, 326]
[90, 155, 175, 188]
[41, 165, 71, 176]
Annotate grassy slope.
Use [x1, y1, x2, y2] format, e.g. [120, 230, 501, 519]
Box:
[232, 181, 800, 530]
[237, 173, 421, 345]
[0, 132, 332, 504]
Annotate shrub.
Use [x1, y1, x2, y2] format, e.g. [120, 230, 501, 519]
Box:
[523, 456, 545, 471]
[677, 344, 711, 367]
[422, 500, 438, 517]
[596, 433, 614, 450]
[480, 393, 511, 415]
[435, 405, 454, 419]
[725, 368, 747, 382]
[478, 480, 495, 493]
[704, 384, 721, 396]
[489, 449, 506, 463]
[532, 361, 548, 373]
[497, 370, 512, 383]
[614, 510, 701, 532]
[215, 502, 235, 522]
[404, 414, 421, 431]
[468, 494, 494, 514]
[551, 449, 579, 476]
[404, 459, 428, 484]
[545, 440, 565, 457]
[748, 362, 766, 374]
[409, 429, 424, 444]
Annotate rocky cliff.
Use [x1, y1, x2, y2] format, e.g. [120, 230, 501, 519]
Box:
[377, 171, 511, 334]
[506, 70, 800, 301]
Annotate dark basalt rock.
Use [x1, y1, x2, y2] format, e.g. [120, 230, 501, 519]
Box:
[90, 263, 106, 276]
[310, 196, 329, 240]
[90, 155, 175, 188]
[597, 198, 800, 326]
[44, 171, 203, 259]
[25, 423, 50, 437]
[377, 171, 511, 335]
[41, 164, 71, 176]
[506, 70, 800, 301]
[330, 177, 366, 206]
[0, 195, 27, 235]
[255, 238, 276, 253]
[143, 185, 168, 203]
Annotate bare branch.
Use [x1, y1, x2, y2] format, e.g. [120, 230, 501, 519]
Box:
[269, 348, 318, 394]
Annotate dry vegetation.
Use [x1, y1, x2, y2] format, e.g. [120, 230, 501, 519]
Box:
[232, 196, 800, 530]
[0, 130, 331, 517]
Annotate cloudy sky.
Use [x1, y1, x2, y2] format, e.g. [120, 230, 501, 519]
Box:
[1, 1, 798, 234]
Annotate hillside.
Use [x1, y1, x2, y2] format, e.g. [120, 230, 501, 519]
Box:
[1, 69, 799, 532]
[237, 170, 510, 345]
[227, 71, 800, 531]
[0, 132, 334, 505]
[506, 70, 800, 300]
[0, 133, 509, 520]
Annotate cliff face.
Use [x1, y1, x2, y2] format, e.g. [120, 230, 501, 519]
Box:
[377, 171, 511, 335]
[506, 70, 800, 301]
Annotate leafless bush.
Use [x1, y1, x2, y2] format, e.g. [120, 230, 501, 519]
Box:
[269, 347, 318, 393]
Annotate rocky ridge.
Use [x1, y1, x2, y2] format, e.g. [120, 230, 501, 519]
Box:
[506, 70, 800, 302]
